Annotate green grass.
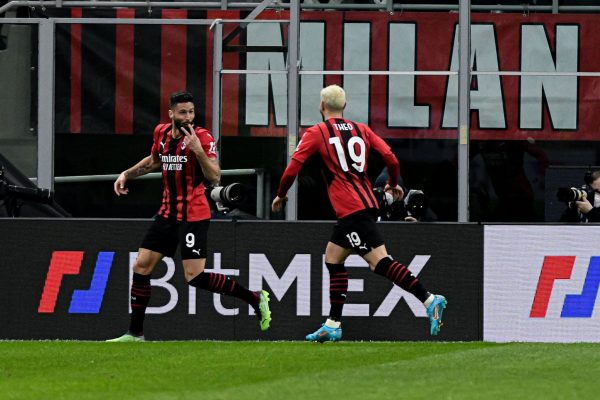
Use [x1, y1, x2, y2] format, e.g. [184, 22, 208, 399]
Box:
[1, 341, 598, 400]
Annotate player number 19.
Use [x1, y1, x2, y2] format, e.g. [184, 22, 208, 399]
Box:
[329, 136, 366, 173]
[346, 232, 361, 247]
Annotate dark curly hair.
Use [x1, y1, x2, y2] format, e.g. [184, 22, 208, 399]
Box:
[169, 91, 194, 108]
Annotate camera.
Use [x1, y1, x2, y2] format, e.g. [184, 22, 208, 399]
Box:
[0, 165, 54, 216]
[0, 166, 53, 203]
[372, 186, 429, 221]
[373, 187, 400, 221]
[373, 187, 395, 209]
[556, 168, 596, 203]
[556, 187, 588, 203]
[207, 182, 246, 212]
[403, 189, 429, 220]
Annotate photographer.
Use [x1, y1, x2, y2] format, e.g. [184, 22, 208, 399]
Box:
[373, 185, 435, 222]
[374, 168, 437, 222]
[559, 170, 600, 222]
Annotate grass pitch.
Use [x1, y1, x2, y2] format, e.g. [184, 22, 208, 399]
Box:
[1, 341, 598, 400]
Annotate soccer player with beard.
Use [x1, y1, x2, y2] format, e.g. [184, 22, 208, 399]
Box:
[107, 91, 271, 342]
[272, 85, 446, 342]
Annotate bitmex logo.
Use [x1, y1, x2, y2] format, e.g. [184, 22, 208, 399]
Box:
[38, 251, 114, 314]
[530, 256, 600, 318]
[36, 251, 431, 317]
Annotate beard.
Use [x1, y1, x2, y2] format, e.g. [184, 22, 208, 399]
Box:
[173, 120, 192, 131]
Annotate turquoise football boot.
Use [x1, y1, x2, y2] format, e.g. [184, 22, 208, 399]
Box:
[427, 295, 447, 336]
[305, 324, 342, 343]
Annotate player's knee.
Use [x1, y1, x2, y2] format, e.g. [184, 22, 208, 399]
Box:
[364, 248, 391, 271]
[133, 259, 154, 275]
[184, 268, 204, 282]
[182, 261, 205, 282]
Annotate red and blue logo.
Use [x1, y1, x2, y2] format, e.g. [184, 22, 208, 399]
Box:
[530, 256, 600, 318]
[38, 251, 114, 314]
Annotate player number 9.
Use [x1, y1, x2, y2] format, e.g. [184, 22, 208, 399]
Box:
[185, 233, 195, 248]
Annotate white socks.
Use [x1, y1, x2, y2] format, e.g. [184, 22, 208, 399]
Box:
[423, 294, 435, 308]
[325, 318, 341, 328]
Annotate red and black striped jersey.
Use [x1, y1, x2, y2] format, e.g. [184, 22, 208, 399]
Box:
[150, 123, 218, 222]
[277, 118, 400, 219]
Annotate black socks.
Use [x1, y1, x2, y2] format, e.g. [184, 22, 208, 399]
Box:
[326, 263, 348, 321]
[374, 257, 430, 302]
[188, 271, 259, 309]
[129, 272, 151, 336]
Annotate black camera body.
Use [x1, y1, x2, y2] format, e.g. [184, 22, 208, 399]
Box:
[403, 189, 429, 219]
[556, 169, 594, 203]
[556, 186, 588, 203]
[0, 166, 54, 217]
[207, 182, 246, 212]
[0, 166, 53, 203]
[372, 186, 429, 221]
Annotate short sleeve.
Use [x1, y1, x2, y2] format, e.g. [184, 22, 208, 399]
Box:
[150, 124, 165, 155]
[198, 128, 218, 160]
[291, 127, 321, 164]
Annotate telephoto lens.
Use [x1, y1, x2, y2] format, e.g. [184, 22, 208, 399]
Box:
[209, 183, 246, 208]
[556, 187, 586, 203]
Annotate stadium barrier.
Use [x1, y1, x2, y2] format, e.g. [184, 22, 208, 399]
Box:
[484, 225, 600, 343]
[4, 220, 600, 342]
[0, 219, 481, 341]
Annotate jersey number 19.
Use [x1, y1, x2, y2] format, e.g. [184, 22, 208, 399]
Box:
[328, 136, 366, 173]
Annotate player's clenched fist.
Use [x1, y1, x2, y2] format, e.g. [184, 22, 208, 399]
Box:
[271, 195, 287, 212]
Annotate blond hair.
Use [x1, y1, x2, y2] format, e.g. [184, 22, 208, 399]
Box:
[320, 85, 346, 112]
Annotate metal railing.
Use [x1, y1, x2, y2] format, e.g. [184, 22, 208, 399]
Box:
[31, 168, 271, 219]
[2, 0, 598, 16]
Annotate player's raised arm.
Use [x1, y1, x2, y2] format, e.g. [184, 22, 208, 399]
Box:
[113, 153, 161, 196]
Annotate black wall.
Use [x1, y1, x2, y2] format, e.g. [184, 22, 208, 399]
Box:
[0, 219, 482, 341]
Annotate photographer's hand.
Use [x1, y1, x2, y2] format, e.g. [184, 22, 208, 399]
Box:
[576, 198, 593, 214]
[384, 184, 404, 201]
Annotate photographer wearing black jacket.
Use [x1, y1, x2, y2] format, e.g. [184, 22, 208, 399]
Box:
[374, 168, 437, 222]
[560, 170, 600, 222]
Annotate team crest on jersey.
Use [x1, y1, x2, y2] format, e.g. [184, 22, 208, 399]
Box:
[208, 141, 217, 155]
[181, 141, 187, 150]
